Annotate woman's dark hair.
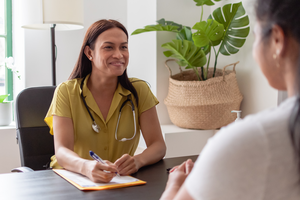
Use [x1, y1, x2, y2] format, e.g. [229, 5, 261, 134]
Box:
[69, 19, 139, 106]
[255, 0, 300, 172]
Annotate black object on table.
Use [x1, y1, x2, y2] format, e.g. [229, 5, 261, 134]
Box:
[0, 155, 198, 200]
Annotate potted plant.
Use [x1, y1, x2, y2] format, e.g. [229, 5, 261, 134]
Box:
[0, 57, 20, 126]
[131, 0, 250, 129]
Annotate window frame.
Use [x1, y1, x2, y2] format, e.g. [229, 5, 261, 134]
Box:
[0, 0, 13, 101]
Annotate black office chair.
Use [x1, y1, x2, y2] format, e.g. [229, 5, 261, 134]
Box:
[12, 86, 56, 172]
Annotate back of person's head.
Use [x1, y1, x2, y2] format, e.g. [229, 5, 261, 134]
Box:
[69, 19, 128, 79]
[255, 0, 300, 43]
[255, 0, 300, 173]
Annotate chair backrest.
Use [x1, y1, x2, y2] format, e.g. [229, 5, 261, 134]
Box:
[15, 86, 56, 170]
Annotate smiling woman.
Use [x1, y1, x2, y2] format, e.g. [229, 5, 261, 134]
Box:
[44, 19, 166, 183]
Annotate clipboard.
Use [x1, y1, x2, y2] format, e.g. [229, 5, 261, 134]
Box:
[53, 169, 146, 191]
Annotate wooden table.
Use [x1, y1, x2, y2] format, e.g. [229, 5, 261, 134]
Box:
[0, 155, 198, 200]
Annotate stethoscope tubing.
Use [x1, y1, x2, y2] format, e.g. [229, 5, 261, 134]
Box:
[80, 76, 137, 141]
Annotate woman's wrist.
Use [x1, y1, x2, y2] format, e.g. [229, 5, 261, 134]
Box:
[133, 154, 144, 170]
[160, 184, 181, 200]
[80, 160, 89, 176]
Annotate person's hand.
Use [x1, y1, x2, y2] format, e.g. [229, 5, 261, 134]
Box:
[114, 154, 139, 175]
[82, 160, 117, 183]
[165, 159, 194, 190]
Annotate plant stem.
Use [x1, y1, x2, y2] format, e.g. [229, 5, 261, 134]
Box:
[206, 47, 212, 79]
[212, 46, 218, 77]
[200, 5, 203, 22]
[192, 66, 202, 81]
[201, 66, 205, 80]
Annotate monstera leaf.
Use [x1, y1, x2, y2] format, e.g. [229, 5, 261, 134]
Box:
[194, 0, 221, 6]
[192, 19, 224, 47]
[156, 18, 184, 30]
[176, 26, 193, 42]
[0, 94, 9, 103]
[162, 40, 207, 69]
[131, 18, 188, 35]
[209, 2, 250, 55]
[131, 24, 179, 35]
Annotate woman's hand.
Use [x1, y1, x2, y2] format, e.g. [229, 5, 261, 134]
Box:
[82, 160, 118, 183]
[160, 159, 194, 200]
[114, 154, 139, 175]
[166, 159, 194, 189]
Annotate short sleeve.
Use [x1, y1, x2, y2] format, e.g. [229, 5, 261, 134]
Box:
[44, 83, 72, 135]
[132, 80, 159, 116]
[184, 119, 269, 200]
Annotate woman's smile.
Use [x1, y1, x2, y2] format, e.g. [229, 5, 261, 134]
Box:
[109, 60, 125, 67]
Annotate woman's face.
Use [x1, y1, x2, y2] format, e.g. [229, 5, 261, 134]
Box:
[88, 27, 129, 78]
[252, 22, 286, 90]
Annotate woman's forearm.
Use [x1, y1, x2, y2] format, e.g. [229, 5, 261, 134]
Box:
[55, 146, 88, 175]
[160, 185, 181, 200]
[134, 140, 166, 169]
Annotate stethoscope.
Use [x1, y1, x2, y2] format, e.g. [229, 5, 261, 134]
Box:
[80, 76, 137, 142]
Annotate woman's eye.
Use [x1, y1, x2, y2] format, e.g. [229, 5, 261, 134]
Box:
[122, 46, 128, 50]
[104, 46, 112, 49]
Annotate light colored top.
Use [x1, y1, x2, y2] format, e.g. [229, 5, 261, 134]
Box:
[45, 74, 158, 168]
[185, 96, 300, 200]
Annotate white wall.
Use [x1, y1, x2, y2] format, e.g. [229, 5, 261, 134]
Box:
[127, 0, 157, 96]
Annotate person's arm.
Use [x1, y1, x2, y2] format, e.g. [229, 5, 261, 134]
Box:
[114, 106, 166, 175]
[53, 115, 117, 182]
[160, 159, 194, 200]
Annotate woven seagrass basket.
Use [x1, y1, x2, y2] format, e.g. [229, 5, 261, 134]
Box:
[164, 59, 243, 130]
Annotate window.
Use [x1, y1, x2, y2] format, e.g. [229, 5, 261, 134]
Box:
[0, 0, 12, 101]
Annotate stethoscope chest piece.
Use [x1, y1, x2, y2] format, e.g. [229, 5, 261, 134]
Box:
[92, 121, 100, 133]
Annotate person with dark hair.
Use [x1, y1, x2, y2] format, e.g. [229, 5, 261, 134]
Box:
[44, 19, 166, 183]
[160, 0, 300, 199]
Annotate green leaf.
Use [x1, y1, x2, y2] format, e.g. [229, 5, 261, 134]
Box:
[0, 94, 9, 103]
[156, 18, 184, 30]
[193, 0, 222, 6]
[210, 2, 250, 56]
[131, 24, 179, 35]
[176, 26, 193, 42]
[162, 40, 207, 69]
[131, 18, 189, 36]
[202, 44, 211, 55]
[192, 19, 224, 47]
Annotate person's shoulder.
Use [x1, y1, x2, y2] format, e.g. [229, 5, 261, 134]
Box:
[57, 78, 81, 90]
[129, 78, 149, 89]
[62, 78, 81, 88]
[214, 115, 265, 149]
[213, 97, 296, 149]
[241, 96, 296, 134]
[55, 78, 82, 96]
